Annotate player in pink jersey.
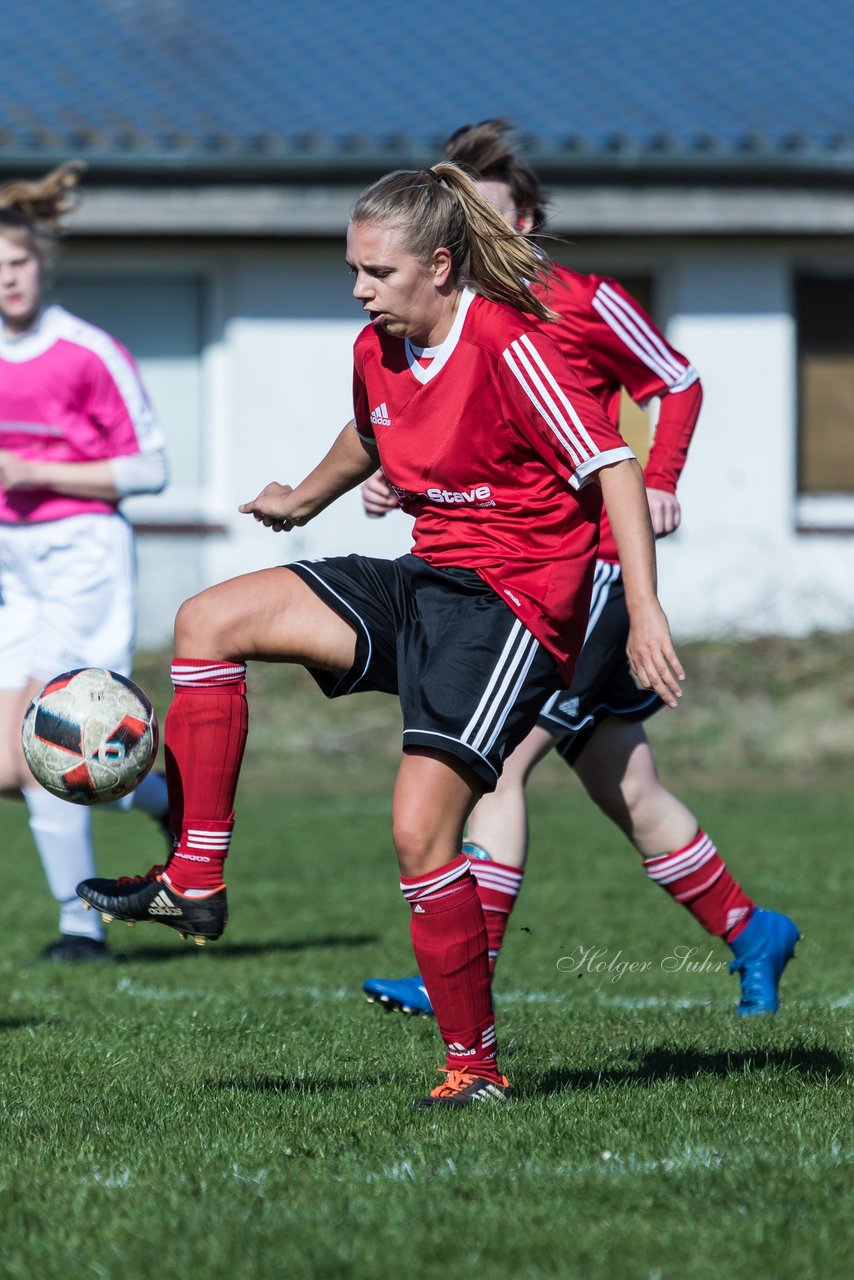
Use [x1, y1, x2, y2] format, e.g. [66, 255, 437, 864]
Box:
[362, 121, 799, 1019]
[0, 163, 170, 961]
[78, 162, 683, 1106]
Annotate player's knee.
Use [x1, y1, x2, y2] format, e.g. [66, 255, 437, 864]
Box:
[392, 815, 447, 877]
[174, 591, 232, 656]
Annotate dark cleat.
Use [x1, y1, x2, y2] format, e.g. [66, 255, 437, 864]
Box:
[39, 934, 110, 963]
[77, 867, 227, 942]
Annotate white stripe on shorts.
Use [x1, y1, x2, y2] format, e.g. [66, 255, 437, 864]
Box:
[461, 619, 541, 755]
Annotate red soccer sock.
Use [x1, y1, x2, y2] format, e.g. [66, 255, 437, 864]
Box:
[468, 857, 524, 975]
[642, 829, 754, 942]
[162, 659, 249, 893]
[401, 854, 502, 1083]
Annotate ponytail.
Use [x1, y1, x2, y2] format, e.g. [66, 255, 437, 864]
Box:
[351, 163, 557, 322]
[0, 161, 85, 242]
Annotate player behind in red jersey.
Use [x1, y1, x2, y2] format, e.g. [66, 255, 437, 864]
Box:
[0, 163, 171, 962]
[361, 121, 799, 1020]
[77, 162, 684, 1106]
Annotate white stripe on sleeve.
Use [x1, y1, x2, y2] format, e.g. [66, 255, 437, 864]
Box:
[593, 283, 688, 386]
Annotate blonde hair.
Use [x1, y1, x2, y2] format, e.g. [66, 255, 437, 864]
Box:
[351, 162, 558, 322]
[0, 162, 85, 257]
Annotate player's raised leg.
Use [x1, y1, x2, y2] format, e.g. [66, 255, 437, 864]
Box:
[76, 566, 358, 943]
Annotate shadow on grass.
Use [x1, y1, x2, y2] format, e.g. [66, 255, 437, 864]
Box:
[0, 1017, 48, 1032]
[206, 1073, 395, 1095]
[111, 932, 379, 963]
[535, 1045, 846, 1094]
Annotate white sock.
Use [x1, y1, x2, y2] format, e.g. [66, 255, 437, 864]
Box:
[23, 787, 104, 941]
[105, 770, 169, 818]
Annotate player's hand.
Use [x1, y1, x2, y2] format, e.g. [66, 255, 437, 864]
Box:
[362, 469, 398, 518]
[238, 482, 301, 532]
[0, 449, 36, 491]
[626, 601, 685, 709]
[646, 488, 681, 538]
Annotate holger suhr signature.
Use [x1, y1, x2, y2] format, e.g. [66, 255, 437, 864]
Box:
[556, 945, 727, 983]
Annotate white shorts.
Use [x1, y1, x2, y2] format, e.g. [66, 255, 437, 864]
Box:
[0, 513, 137, 689]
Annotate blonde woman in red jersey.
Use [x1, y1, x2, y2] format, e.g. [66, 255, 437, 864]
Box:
[78, 163, 683, 1106]
[363, 121, 799, 1021]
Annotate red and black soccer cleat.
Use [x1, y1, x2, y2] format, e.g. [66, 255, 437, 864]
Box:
[417, 1069, 513, 1107]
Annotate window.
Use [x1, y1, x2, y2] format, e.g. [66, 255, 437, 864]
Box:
[52, 276, 207, 522]
[797, 277, 854, 497]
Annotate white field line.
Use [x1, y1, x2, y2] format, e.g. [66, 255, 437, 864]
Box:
[363, 1141, 853, 1184]
[74, 1142, 852, 1194]
[8, 978, 853, 1013]
[81, 1163, 269, 1191]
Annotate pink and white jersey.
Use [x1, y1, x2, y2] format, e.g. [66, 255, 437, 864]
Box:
[353, 289, 634, 681]
[536, 266, 702, 562]
[0, 305, 164, 524]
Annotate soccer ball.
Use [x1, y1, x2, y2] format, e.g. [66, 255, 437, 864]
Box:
[21, 668, 159, 805]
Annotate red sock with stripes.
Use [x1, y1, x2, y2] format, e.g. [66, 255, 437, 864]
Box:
[162, 659, 249, 894]
[401, 854, 502, 1083]
[642, 829, 754, 942]
[467, 854, 524, 975]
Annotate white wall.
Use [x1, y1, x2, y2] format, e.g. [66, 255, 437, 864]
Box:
[206, 244, 414, 593]
[656, 249, 854, 637]
[61, 236, 854, 648]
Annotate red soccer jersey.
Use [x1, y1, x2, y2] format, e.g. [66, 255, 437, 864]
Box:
[535, 266, 701, 561]
[353, 289, 634, 681]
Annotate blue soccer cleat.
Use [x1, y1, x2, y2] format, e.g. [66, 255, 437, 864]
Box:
[363, 974, 434, 1017]
[728, 908, 801, 1015]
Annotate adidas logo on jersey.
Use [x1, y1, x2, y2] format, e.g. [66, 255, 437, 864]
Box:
[147, 890, 183, 917]
[370, 402, 391, 426]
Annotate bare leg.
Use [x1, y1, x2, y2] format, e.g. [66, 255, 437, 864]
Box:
[174, 566, 359, 670]
[392, 746, 483, 876]
[465, 725, 557, 869]
[571, 718, 697, 856]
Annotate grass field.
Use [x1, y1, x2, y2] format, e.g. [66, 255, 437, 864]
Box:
[1, 639, 852, 1279]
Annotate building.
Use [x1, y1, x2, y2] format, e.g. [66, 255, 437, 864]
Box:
[3, 0, 853, 644]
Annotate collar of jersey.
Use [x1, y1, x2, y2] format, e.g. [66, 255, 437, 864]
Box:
[404, 287, 476, 385]
[0, 305, 64, 362]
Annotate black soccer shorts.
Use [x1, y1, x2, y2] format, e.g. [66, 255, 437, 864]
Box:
[287, 553, 561, 790]
[536, 561, 663, 766]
